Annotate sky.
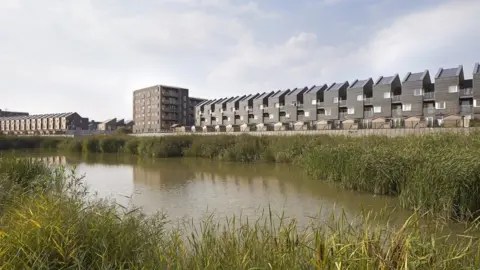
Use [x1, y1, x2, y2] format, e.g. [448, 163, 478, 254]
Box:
[1, 0, 479, 121]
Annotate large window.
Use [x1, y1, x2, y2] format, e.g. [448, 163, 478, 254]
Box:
[325, 109, 332, 116]
[311, 100, 317, 105]
[383, 92, 391, 99]
[357, 95, 363, 101]
[435, 102, 446, 109]
[448, 85, 458, 93]
[413, 89, 423, 96]
[347, 108, 355, 114]
[373, 106, 382, 113]
[402, 104, 412, 111]
[305, 111, 310, 117]
[333, 97, 339, 104]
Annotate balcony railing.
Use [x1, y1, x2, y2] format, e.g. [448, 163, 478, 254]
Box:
[424, 92, 435, 100]
[317, 102, 325, 107]
[392, 110, 402, 117]
[423, 107, 435, 115]
[364, 97, 372, 104]
[162, 91, 179, 97]
[339, 112, 347, 119]
[460, 88, 473, 97]
[339, 99, 347, 106]
[460, 105, 473, 113]
[391, 95, 401, 102]
[297, 103, 304, 109]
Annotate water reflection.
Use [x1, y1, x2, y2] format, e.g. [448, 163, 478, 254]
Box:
[24, 152, 407, 225]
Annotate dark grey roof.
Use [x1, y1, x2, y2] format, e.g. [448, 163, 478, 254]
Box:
[256, 91, 276, 99]
[327, 81, 349, 91]
[306, 84, 328, 93]
[202, 99, 217, 106]
[243, 93, 260, 101]
[474, 63, 480, 74]
[0, 112, 76, 121]
[196, 99, 211, 107]
[288, 87, 308, 96]
[350, 78, 372, 89]
[403, 70, 428, 82]
[375, 75, 397, 85]
[220, 96, 237, 104]
[229, 95, 246, 103]
[271, 89, 290, 97]
[435, 65, 462, 79]
[212, 98, 228, 105]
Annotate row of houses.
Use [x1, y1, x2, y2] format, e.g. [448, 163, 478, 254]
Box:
[195, 63, 480, 130]
[0, 112, 135, 135]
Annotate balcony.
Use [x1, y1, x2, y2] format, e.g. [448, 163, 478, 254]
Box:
[162, 99, 178, 105]
[423, 107, 435, 115]
[460, 88, 473, 98]
[392, 110, 402, 117]
[460, 105, 473, 114]
[364, 97, 372, 105]
[317, 101, 325, 108]
[424, 92, 435, 100]
[339, 99, 347, 106]
[297, 103, 304, 109]
[339, 112, 347, 120]
[364, 111, 374, 118]
[391, 95, 401, 102]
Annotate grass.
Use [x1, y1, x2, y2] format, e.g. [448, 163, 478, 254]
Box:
[1, 157, 480, 269]
[2, 133, 480, 220]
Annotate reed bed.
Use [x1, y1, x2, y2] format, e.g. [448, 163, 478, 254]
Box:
[2, 133, 480, 219]
[0, 157, 479, 269]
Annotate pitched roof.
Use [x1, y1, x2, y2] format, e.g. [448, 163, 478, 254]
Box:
[350, 78, 372, 89]
[403, 70, 429, 82]
[288, 86, 308, 96]
[327, 81, 349, 91]
[101, 118, 116, 124]
[196, 99, 211, 107]
[229, 95, 246, 103]
[375, 75, 397, 85]
[435, 65, 463, 79]
[0, 112, 75, 121]
[256, 91, 275, 99]
[271, 89, 290, 97]
[474, 63, 480, 74]
[305, 84, 328, 93]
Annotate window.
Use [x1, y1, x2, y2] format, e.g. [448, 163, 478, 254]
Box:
[373, 106, 382, 113]
[347, 108, 355, 114]
[275, 103, 280, 108]
[435, 102, 446, 109]
[240, 116, 244, 120]
[259, 105, 263, 110]
[311, 100, 317, 105]
[333, 97, 339, 103]
[269, 114, 274, 119]
[286, 114, 290, 118]
[254, 115, 258, 120]
[231, 107, 235, 112]
[383, 92, 391, 99]
[357, 95, 363, 101]
[325, 109, 332, 116]
[413, 89, 423, 96]
[305, 111, 310, 117]
[402, 104, 412, 111]
[227, 117, 231, 121]
[474, 100, 479, 107]
[448, 85, 458, 93]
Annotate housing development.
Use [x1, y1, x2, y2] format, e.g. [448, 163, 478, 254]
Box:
[193, 63, 480, 131]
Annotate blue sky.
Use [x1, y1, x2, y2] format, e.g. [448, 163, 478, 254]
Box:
[0, 0, 479, 120]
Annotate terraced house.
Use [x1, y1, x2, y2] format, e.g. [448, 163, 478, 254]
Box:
[0, 112, 88, 135]
[193, 62, 480, 131]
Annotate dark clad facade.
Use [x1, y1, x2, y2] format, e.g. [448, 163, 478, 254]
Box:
[434, 66, 464, 116]
[324, 82, 349, 120]
[303, 84, 328, 122]
[372, 75, 401, 118]
[265, 90, 290, 124]
[347, 78, 373, 120]
[284, 87, 308, 122]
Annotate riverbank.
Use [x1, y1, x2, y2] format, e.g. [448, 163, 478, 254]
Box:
[0, 157, 479, 268]
[2, 133, 480, 219]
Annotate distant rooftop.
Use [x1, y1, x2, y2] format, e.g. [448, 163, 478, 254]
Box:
[350, 78, 371, 88]
[376, 75, 397, 85]
[288, 87, 308, 96]
[306, 84, 328, 93]
[0, 112, 75, 121]
[327, 82, 348, 91]
[404, 71, 426, 82]
[271, 89, 290, 97]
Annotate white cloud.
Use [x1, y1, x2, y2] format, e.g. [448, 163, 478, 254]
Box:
[206, 0, 480, 97]
[0, 0, 478, 120]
